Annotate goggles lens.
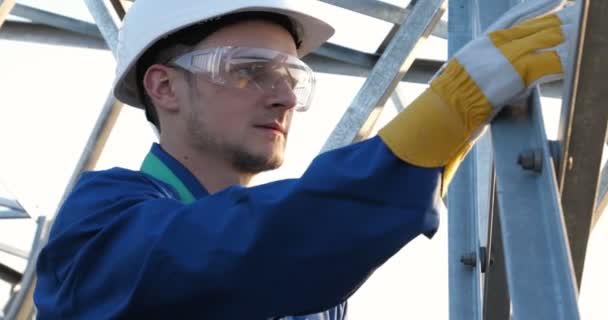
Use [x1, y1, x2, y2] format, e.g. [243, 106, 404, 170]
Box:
[171, 47, 315, 111]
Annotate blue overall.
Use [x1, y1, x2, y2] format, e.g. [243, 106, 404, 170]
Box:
[34, 136, 442, 319]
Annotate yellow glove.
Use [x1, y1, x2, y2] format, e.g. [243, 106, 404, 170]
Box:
[379, 1, 578, 196]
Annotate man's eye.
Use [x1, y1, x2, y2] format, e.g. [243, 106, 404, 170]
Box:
[230, 69, 254, 88]
[279, 68, 298, 88]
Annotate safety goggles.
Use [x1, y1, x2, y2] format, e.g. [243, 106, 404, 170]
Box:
[169, 47, 316, 111]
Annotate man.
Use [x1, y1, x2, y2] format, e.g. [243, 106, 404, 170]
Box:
[34, 0, 576, 319]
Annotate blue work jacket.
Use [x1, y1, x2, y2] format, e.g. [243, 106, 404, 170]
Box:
[34, 136, 442, 319]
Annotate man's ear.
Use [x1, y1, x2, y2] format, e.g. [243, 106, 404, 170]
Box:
[143, 65, 180, 113]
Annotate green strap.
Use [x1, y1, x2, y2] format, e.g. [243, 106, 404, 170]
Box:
[141, 152, 196, 204]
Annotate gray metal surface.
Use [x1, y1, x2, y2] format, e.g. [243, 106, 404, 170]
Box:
[482, 207, 510, 320]
[0, 198, 28, 219]
[84, 0, 119, 57]
[0, 243, 28, 259]
[594, 161, 608, 230]
[0, 198, 25, 213]
[310, 44, 444, 80]
[4, 3, 125, 318]
[0, 210, 29, 219]
[321, 0, 446, 152]
[6, 5, 445, 84]
[474, 2, 516, 320]
[60, 94, 123, 206]
[59, 1, 124, 203]
[320, 0, 407, 24]
[447, 1, 513, 318]
[555, 0, 608, 288]
[11, 3, 102, 38]
[319, 0, 447, 39]
[491, 91, 579, 319]
[315, 42, 378, 69]
[313, 40, 444, 78]
[446, 1, 485, 318]
[446, 147, 483, 320]
[0, 1, 593, 319]
[3, 217, 47, 320]
[0, 262, 21, 285]
[305, 53, 442, 86]
[0, 0, 16, 28]
[108, 0, 126, 20]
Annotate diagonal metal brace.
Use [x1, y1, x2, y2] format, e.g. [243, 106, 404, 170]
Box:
[321, 0, 446, 152]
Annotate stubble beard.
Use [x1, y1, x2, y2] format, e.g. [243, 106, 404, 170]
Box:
[186, 106, 285, 175]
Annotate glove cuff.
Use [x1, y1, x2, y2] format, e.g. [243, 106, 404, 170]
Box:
[378, 60, 493, 195]
[431, 59, 494, 134]
[379, 59, 492, 167]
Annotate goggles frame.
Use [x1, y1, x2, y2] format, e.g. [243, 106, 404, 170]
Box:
[169, 46, 316, 111]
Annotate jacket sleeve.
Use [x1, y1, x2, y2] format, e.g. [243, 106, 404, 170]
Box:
[34, 136, 442, 319]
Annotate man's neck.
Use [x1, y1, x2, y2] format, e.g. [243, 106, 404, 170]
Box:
[160, 141, 253, 194]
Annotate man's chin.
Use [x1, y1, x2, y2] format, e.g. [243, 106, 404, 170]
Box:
[231, 149, 284, 174]
[256, 152, 285, 171]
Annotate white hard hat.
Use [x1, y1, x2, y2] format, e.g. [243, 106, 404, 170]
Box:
[113, 0, 335, 109]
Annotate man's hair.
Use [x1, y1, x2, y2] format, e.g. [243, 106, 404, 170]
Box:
[136, 12, 302, 133]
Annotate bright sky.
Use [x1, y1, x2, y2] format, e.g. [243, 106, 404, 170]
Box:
[0, 1, 606, 319]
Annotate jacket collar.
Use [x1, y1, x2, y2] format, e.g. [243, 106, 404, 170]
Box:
[140, 143, 209, 203]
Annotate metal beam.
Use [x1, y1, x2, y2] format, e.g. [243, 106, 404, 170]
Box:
[108, 0, 126, 20]
[320, 0, 407, 24]
[446, 0, 482, 318]
[447, 0, 514, 318]
[6, 7, 446, 83]
[123, 0, 449, 38]
[0, 197, 25, 212]
[60, 95, 123, 206]
[0, 20, 442, 98]
[0, 243, 29, 259]
[0, 197, 29, 219]
[8, 2, 125, 317]
[84, 0, 120, 56]
[491, 92, 579, 319]
[433, 20, 448, 40]
[376, 24, 401, 55]
[55, 1, 124, 202]
[315, 42, 378, 69]
[319, 0, 447, 39]
[0, 0, 16, 29]
[0, 262, 22, 285]
[0, 209, 29, 219]
[313, 42, 444, 75]
[555, 0, 608, 288]
[3, 217, 47, 320]
[10, 3, 102, 38]
[321, 0, 446, 151]
[3, 17, 442, 83]
[482, 184, 510, 320]
[305, 53, 442, 85]
[474, 2, 519, 319]
[594, 160, 608, 230]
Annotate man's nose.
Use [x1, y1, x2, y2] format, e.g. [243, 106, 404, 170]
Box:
[267, 79, 298, 109]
